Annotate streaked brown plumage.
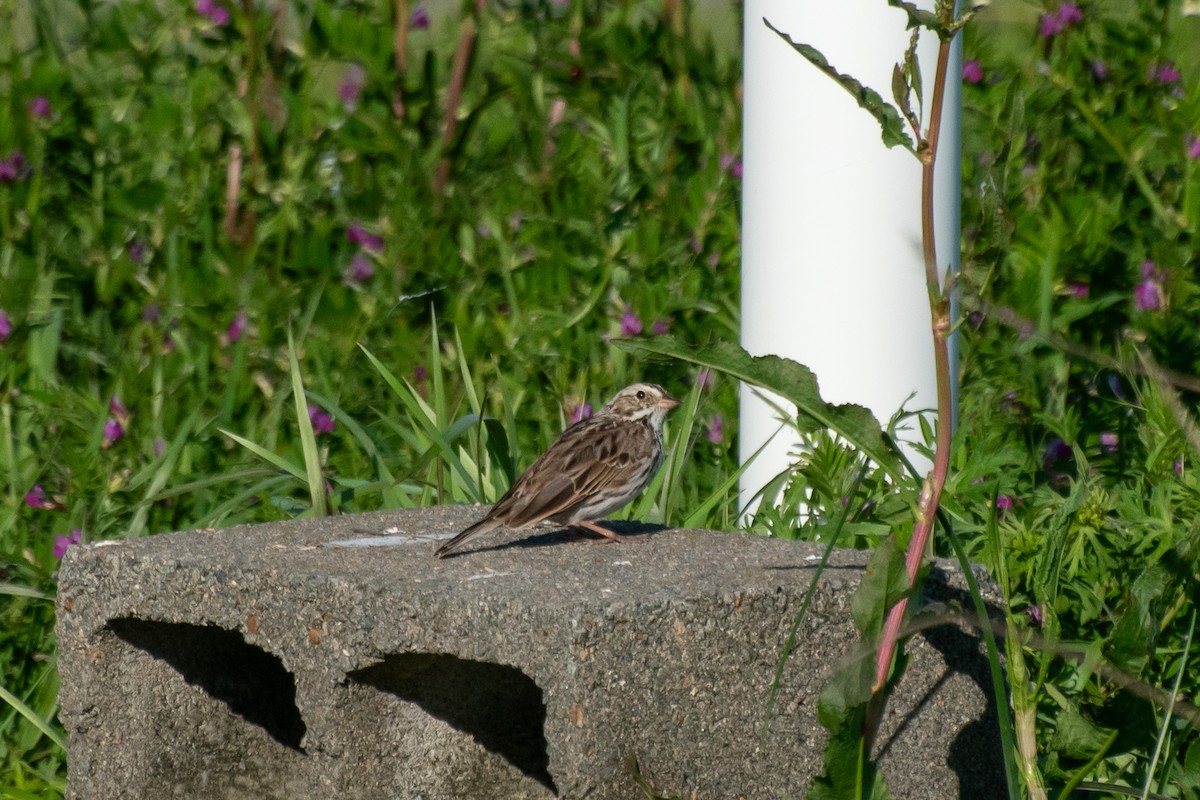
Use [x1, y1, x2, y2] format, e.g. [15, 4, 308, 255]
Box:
[434, 382, 680, 558]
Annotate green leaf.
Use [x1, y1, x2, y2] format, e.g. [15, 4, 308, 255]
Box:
[1049, 703, 1114, 760]
[886, 0, 941, 34]
[808, 691, 890, 800]
[613, 336, 904, 479]
[763, 19, 915, 154]
[1104, 564, 1168, 674]
[850, 536, 910, 641]
[1179, 736, 1200, 793]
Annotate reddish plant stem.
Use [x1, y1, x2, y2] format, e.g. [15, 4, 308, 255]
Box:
[393, 0, 410, 117]
[434, 0, 487, 195]
[225, 0, 263, 247]
[223, 144, 244, 242]
[864, 34, 956, 746]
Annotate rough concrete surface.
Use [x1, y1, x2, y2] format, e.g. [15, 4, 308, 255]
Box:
[57, 505, 1006, 799]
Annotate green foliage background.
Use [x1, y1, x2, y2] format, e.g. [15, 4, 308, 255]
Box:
[1, 0, 1199, 796]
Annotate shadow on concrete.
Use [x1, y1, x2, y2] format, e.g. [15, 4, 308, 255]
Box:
[348, 653, 556, 793]
[438, 520, 669, 559]
[108, 617, 307, 751]
[873, 612, 1007, 799]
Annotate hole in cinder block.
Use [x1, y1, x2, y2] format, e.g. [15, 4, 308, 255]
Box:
[108, 618, 306, 751]
[348, 653, 556, 793]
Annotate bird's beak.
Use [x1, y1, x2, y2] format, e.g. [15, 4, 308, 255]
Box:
[659, 393, 681, 410]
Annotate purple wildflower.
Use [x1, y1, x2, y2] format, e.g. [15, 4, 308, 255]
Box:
[1175, 458, 1184, 476]
[110, 395, 130, 431]
[1057, 3, 1082, 25]
[651, 319, 670, 336]
[962, 60, 983, 84]
[25, 484, 57, 510]
[696, 369, 714, 391]
[1099, 432, 1118, 453]
[706, 414, 724, 444]
[102, 418, 124, 448]
[1091, 61, 1109, 80]
[1066, 282, 1089, 298]
[142, 304, 161, 323]
[153, 438, 167, 458]
[1038, 12, 1064, 37]
[1188, 134, 1200, 161]
[620, 306, 643, 337]
[28, 96, 51, 118]
[720, 154, 743, 179]
[414, 365, 428, 383]
[0, 309, 10, 342]
[308, 406, 336, 436]
[570, 403, 593, 424]
[53, 529, 83, 559]
[128, 239, 145, 264]
[410, 4, 430, 29]
[0, 151, 25, 183]
[706, 251, 720, 269]
[1043, 438, 1072, 470]
[344, 253, 375, 284]
[196, 0, 230, 25]
[346, 221, 384, 253]
[1135, 280, 1163, 311]
[1028, 604, 1043, 626]
[689, 236, 702, 254]
[228, 309, 248, 343]
[995, 495, 1014, 519]
[1152, 62, 1181, 85]
[338, 64, 366, 113]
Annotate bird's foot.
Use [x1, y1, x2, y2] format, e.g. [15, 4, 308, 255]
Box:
[573, 520, 627, 543]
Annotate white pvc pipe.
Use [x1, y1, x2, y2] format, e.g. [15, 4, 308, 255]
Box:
[739, 0, 961, 515]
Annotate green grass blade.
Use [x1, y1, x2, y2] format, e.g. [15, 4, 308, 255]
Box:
[0, 682, 66, 753]
[0, 583, 51, 601]
[1140, 608, 1196, 800]
[194, 474, 297, 528]
[682, 430, 773, 529]
[359, 345, 482, 503]
[308, 391, 396, 484]
[762, 464, 867, 741]
[943, 513, 1022, 800]
[147, 468, 283, 501]
[126, 410, 203, 537]
[217, 430, 306, 482]
[288, 327, 328, 516]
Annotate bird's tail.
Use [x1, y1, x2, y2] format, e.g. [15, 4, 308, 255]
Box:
[434, 517, 499, 559]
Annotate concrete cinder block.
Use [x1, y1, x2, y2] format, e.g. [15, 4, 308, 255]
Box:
[56, 505, 1006, 799]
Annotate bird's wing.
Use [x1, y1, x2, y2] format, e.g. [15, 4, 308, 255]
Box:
[493, 418, 643, 527]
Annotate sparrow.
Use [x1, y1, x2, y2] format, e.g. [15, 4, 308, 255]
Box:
[434, 382, 680, 558]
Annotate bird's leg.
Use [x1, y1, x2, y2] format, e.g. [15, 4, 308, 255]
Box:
[574, 520, 627, 543]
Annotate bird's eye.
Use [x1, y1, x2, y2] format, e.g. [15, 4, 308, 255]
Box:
[636, 390, 646, 399]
